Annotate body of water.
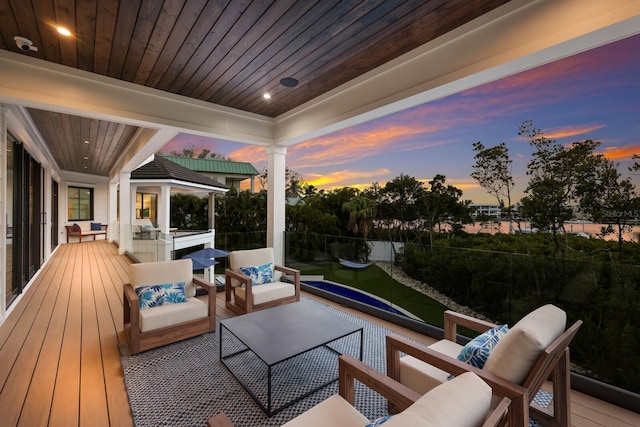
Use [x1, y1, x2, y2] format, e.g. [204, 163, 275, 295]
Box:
[466, 221, 640, 242]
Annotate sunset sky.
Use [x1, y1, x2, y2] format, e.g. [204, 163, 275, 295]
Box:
[160, 33, 640, 204]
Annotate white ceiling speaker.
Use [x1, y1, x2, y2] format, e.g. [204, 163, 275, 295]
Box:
[14, 36, 38, 52]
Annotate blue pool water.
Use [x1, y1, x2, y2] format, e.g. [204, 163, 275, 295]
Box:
[303, 280, 407, 317]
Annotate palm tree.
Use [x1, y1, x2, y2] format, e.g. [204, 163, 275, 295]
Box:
[342, 194, 377, 241]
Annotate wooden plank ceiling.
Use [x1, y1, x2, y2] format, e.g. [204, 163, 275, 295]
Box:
[0, 0, 509, 176]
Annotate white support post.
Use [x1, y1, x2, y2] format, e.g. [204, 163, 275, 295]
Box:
[118, 172, 131, 255]
[208, 192, 215, 230]
[266, 145, 286, 265]
[108, 180, 118, 242]
[158, 184, 170, 234]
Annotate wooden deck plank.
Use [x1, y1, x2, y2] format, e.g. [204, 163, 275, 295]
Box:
[0, 242, 638, 426]
[79, 244, 110, 425]
[90, 243, 134, 426]
[96, 242, 132, 346]
[0, 248, 50, 349]
[18, 244, 74, 426]
[0, 246, 64, 389]
[49, 244, 82, 426]
[571, 390, 640, 426]
[0, 243, 69, 425]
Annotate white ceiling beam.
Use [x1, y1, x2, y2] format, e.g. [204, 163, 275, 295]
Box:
[0, 50, 274, 147]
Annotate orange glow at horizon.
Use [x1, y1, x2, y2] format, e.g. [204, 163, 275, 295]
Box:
[305, 168, 391, 188]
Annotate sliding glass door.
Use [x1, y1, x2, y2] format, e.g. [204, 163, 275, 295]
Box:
[7, 137, 43, 308]
[51, 180, 58, 249]
[5, 135, 13, 308]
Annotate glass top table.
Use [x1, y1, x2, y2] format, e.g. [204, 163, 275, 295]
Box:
[219, 300, 363, 416]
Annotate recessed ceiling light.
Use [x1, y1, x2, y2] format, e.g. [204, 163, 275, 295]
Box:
[84, 156, 89, 160]
[84, 140, 90, 144]
[280, 77, 298, 87]
[263, 93, 271, 99]
[57, 27, 72, 37]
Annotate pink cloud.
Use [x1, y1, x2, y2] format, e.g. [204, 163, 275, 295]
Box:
[288, 123, 453, 169]
[601, 144, 640, 161]
[228, 144, 267, 164]
[545, 124, 606, 140]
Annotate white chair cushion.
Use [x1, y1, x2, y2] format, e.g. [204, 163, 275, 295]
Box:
[229, 248, 281, 287]
[282, 394, 367, 427]
[234, 281, 296, 305]
[229, 248, 274, 270]
[139, 297, 208, 332]
[384, 372, 491, 427]
[130, 259, 196, 297]
[483, 304, 566, 384]
[399, 339, 462, 395]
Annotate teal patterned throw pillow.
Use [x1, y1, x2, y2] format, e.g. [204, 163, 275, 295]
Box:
[364, 415, 393, 426]
[457, 324, 508, 369]
[239, 262, 274, 286]
[135, 282, 187, 310]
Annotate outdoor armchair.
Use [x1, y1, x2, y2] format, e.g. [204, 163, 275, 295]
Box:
[224, 247, 300, 314]
[123, 258, 216, 354]
[386, 305, 582, 427]
[207, 354, 510, 427]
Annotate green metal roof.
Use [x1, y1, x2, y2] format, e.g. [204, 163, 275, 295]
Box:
[131, 156, 229, 191]
[160, 155, 259, 176]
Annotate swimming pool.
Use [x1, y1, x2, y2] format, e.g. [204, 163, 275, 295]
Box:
[302, 280, 418, 319]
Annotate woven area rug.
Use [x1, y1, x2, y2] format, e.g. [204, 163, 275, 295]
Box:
[119, 297, 554, 427]
[119, 298, 390, 427]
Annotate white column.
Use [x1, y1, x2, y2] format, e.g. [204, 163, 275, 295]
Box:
[108, 180, 118, 242]
[208, 192, 215, 230]
[266, 145, 286, 265]
[158, 184, 171, 234]
[118, 172, 131, 255]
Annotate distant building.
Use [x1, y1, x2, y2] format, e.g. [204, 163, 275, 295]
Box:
[470, 203, 501, 218]
[160, 155, 259, 193]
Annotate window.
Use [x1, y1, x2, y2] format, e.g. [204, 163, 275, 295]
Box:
[68, 186, 93, 220]
[136, 192, 157, 220]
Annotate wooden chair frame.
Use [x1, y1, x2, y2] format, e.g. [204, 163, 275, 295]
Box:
[224, 264, 300, 315]
[207, 354, 510, 427]
[123, 276, 216, 354]
[386, 310, 582, 427]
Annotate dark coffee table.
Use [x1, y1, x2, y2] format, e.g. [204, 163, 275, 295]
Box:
[219, 300, 363, 416]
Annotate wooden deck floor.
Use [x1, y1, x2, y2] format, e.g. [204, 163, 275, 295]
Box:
[0, 242, 638, 426]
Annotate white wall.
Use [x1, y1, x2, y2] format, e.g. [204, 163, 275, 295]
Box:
[369, 240, 404, 262]
[59, 174, 110, 242]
